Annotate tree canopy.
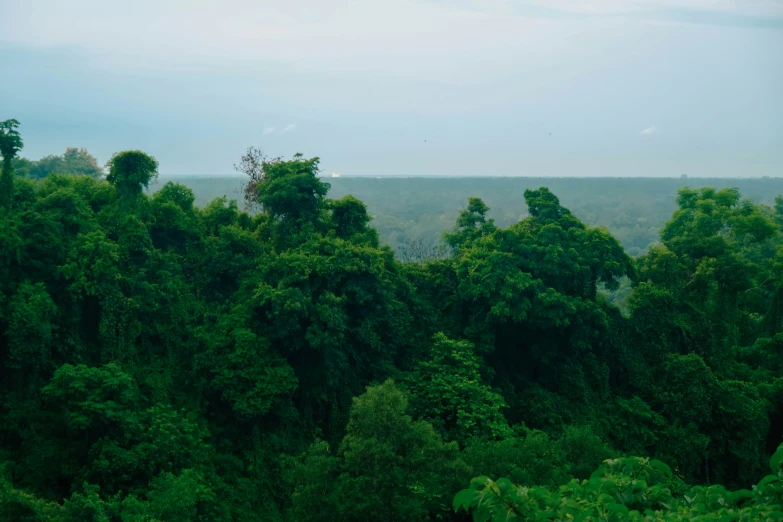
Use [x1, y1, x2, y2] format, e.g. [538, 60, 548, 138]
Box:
[1, 125, 782, 521]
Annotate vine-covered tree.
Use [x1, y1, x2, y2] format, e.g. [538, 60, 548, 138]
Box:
[106, 150, 159, 203]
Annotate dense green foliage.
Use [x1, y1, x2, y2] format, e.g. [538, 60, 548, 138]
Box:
[1, 124, 782, 520]
[455, 445, 783, 521]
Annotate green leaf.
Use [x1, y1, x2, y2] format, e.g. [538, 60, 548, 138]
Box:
[470, 476, 491, 489]
[770, 445, 783, 473]
[757, 474, 780, 489]
[453, 489, 477, 512]
[649, 459, 673, 477]
[607, 503, 629, 515]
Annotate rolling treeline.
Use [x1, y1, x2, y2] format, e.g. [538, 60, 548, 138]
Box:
[155, 174, 783, 258]
[1, 121, 783, 521]
[13, 147, 104, 180]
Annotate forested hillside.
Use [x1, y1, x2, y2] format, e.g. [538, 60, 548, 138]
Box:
[1, 122, 783, 521]
[157, 175, 783, 257]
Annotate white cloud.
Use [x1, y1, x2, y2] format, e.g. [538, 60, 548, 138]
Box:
[261, 125, 295, 136]
[640, 126, 658, 135]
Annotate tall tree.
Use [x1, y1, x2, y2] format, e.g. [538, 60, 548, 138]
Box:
[0, 119, 23, 209]
[234, 146, 266, 212]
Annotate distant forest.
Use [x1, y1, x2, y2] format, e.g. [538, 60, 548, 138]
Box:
[160, 175, 783, 257]
[2, 124, 783, 521]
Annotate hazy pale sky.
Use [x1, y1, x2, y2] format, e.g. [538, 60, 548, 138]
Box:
[1, 0, 781, 176]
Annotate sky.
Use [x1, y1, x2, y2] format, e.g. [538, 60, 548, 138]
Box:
[1, 0, 781, 177]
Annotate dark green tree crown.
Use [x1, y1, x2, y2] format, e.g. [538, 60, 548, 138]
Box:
[106, 150, 159, 199]
[0, 119, 23, 160]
